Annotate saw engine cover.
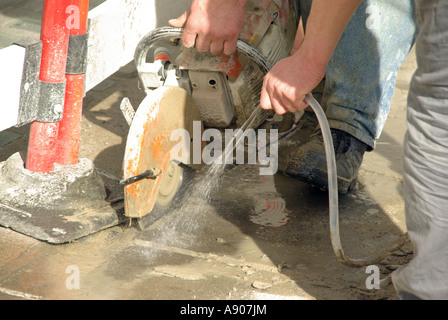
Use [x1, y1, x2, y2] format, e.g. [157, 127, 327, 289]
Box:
[123, 86, 202, 218]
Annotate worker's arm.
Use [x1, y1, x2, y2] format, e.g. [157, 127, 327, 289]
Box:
[169, 0, 248, 56]
[260, 0, 362, 114]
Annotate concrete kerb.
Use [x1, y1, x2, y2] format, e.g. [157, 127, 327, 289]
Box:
[0, 152, 126, 244]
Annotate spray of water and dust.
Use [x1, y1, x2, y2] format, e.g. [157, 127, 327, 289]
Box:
[140, 108, 264, 259]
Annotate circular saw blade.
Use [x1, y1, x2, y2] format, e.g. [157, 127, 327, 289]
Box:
[123, 86, 202, 218]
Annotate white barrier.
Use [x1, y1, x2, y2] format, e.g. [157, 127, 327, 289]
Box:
[0, 0, 190, 132]
[0, 45, 26, 131]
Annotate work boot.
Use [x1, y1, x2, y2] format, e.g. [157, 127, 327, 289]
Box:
[276, 111, 318, 172]
[280, 128, 368, 194]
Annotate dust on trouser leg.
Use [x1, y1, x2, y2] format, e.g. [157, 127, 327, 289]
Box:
[392, 0, 448, 300]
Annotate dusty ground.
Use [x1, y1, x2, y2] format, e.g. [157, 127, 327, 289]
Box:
[0, 0, 416, 301]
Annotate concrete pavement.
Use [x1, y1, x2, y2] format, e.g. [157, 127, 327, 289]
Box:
[0, 0, 416, 301]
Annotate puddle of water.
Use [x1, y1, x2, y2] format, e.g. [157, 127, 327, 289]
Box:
[251, 195, 290, 227]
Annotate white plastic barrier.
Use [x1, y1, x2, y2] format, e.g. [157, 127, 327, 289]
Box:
[0, 45, 26, 132]
[0, 0, 190, 132]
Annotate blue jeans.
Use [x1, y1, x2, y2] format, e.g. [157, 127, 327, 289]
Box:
[294, 0, 417, 149]
[391, 0, 448, 300]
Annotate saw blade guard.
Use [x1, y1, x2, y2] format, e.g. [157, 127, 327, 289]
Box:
[123, 86, 202, 219]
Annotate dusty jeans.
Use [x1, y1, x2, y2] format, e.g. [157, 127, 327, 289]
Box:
[294, 0, 417, 149]
[391, 0, 448, 300]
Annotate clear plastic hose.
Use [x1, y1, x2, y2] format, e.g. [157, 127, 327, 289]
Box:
[305, 95, 408, 267]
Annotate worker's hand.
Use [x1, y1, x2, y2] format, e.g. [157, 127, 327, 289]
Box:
[260, 0, 362, 115]
[168, 0, 248, 56]
[260, 48, 326, 115]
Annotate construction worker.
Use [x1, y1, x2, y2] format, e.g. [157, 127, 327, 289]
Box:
[169, 0, 417, 194]
[390, 0, 448, 300]
[170, 0, 448, 300]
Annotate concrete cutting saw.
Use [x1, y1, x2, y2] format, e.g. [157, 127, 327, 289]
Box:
[119, 0, 410, 269]
[121, 0, 297, 227]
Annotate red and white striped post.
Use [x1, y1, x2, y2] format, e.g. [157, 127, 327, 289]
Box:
[26, 0, 72, 173]
[26, 0, 90, 172]
[56, 0, 90, 166]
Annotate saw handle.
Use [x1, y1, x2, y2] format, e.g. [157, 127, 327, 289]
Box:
[119, 169, 162, 186]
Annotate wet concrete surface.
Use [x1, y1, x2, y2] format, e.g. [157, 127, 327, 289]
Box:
[0, 0, 416, 300]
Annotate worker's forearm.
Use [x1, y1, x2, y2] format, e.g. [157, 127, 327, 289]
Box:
[192, 0, 248, 15]
[238, 0, 249, 7]
[260, 0, 362, 114]
[169, 0, 249, 55]
[297, 0, 362, 70]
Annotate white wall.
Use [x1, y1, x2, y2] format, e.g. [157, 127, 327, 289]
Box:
[0, 0, 191, 132]
[0, 45, 25, 132]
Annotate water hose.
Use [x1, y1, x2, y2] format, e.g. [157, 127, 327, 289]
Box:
[305, 96, 408, 267]
[135, 27, 408, 268]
